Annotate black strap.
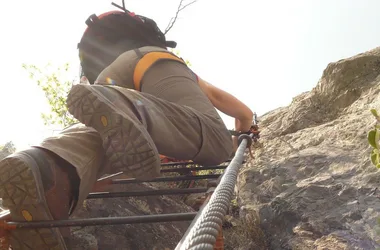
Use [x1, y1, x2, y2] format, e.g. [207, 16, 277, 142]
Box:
[134, 49, 144, 59]
[85, 14, 99, 27]
[229, 130, 250, 136]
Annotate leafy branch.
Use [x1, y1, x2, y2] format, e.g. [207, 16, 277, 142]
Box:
[22, 63, 78, 127]
[368, 109, 380, 168]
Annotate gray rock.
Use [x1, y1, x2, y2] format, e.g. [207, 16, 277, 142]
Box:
[68, 182, 194, 250]
[236, 47, 380, 249]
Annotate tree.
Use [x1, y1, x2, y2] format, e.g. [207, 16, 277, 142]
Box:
[24, 54, 191, 129]
[22, 63, 78, 128]
[110, 0, 197, 35]
[0, 141, 16, 160]
[22, 1, 195, 129]
[164, 0, 197, 35]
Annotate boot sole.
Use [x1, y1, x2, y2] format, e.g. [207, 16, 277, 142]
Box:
[0, 153, 67, 250]
[67, 85, 161, 180]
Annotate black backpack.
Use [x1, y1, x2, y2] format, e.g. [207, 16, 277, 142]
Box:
[77, 6, 177, 84]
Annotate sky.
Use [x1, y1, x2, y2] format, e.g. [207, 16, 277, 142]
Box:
[1, 0, 380, 150]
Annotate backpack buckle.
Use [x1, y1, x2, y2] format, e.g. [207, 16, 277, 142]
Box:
[85, 14, 99, 27]
[166, 41, 177, 48]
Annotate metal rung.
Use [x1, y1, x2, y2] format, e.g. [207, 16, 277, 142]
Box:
[4, 213, 197, 229]
[160, 165, 227, 173]
[112, 174, 221, 184]
[87, 188, 208, 199]
[160, 161, 196, 167]
[160, 159, 233, 167]
[0, 210, 9, 219]
[95, 161, 238, 182]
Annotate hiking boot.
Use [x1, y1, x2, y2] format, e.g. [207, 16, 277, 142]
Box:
[66, 84, 161, 180]
[0, 148, 79, 250]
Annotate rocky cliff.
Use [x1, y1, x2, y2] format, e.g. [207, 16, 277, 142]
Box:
[236, 47, 380, 249]
[2, 48, 380, 250]
[68, 181, 194, 250]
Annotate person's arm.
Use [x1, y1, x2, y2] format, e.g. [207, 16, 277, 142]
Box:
[198, 77, 253, 131]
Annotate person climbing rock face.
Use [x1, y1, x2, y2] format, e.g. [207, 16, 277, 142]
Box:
[0, 7, 254, 250]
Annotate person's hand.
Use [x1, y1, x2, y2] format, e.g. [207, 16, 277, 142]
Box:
[235, 118, 253, 133]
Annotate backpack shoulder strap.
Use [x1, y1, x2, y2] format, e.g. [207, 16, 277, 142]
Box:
[133, 51, 187, 91]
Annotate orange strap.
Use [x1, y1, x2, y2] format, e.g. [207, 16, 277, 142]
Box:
[213, 227, 224, 250]
[133, 52, 187, 91]
[135, 52, 191, 162]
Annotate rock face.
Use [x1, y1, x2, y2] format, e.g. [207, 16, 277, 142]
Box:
[69, 182, 194, 250]
[237, 47, 380, 249]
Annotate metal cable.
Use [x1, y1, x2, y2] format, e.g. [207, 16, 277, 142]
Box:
[175, 135, 251, 250]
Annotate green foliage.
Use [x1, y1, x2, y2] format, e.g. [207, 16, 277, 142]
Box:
[22, 51, 190, 129]
[22, 63, 78, 128]
[231, 197, 238, 207]
[368, 109, 380, 168]
[170, 49, 192, 66]
[367, 109, 380, 247]
[371, 109, 379, 117]
[0, 141, 16, 160]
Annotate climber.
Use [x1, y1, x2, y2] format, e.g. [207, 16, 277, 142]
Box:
[0, 7, 253, 250]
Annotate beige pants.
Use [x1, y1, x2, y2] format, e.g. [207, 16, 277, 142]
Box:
[34, 53, 233, 211]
